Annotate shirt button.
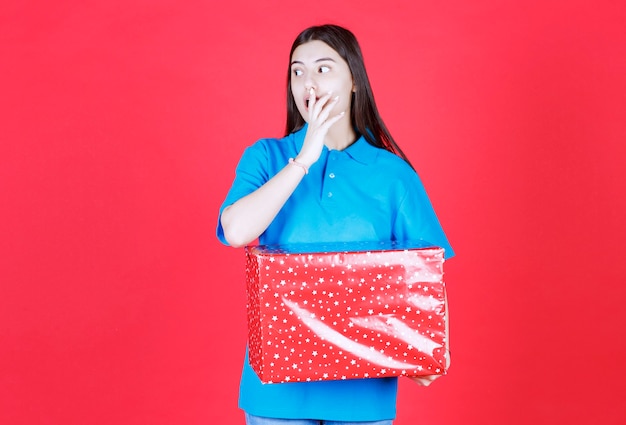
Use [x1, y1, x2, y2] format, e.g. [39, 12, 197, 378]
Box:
[327, 192, 333, 198]
[329, 173, 335, 179]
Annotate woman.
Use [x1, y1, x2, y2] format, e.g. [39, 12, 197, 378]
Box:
[217, 24, 454, 425]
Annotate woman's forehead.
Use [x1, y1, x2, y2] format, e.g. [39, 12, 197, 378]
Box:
[291, 40, 341, 62]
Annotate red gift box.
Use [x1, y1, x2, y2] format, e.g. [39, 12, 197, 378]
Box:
[245, 242, 448, 384]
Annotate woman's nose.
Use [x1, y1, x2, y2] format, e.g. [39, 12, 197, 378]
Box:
[304, 76, 317, 92]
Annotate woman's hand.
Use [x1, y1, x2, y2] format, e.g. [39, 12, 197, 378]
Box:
[220, 89, 346, 247]
[408, 374, 442, 386]
[296, 88, 344, 167]
[408, 350, 450, 386]
[220, 87, 343, 247]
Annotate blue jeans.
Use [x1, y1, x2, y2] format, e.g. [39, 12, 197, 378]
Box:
[244, 413, 393, 425]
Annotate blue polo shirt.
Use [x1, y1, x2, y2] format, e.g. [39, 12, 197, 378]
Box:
[217, 125, 454, 421]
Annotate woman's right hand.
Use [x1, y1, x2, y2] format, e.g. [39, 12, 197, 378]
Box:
[220, 87, 344, 247]
[220, 88, 345, 247]
[296, 88, 344, 167]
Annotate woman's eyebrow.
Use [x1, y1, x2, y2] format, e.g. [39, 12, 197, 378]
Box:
[290, 57, 337, 66]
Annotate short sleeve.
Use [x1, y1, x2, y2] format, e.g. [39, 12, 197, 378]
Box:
[392, 171, 455, 259]
[216, 140, 271, 245]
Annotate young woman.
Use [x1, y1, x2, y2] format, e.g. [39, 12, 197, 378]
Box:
[217, 24, 454, 425]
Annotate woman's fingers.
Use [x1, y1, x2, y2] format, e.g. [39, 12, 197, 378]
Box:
[307, 88, 340, 126]
[319, 109, 345, 132]
[307, 87, 316, 119]
[298, 88, 346, 166]
[316, 95, 340, 123]
[408, 374, 442, 386]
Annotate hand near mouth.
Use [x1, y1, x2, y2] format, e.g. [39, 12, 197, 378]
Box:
[296, 87, 345, 169]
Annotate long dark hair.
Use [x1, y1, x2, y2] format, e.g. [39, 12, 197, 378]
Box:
[285, 24, 413, 167]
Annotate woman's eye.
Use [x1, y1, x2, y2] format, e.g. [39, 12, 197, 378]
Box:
[318, 65, 330, 73]
[293, 69, 303, 76]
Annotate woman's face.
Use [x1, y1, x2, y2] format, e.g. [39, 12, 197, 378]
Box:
[290, 40, 354, 123]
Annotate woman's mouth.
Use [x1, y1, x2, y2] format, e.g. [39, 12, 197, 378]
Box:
[305, 97, 320, 109]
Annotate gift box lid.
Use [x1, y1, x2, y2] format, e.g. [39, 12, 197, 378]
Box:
[246, 240, 441, 255]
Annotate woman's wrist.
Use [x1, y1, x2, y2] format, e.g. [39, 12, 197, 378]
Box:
[295, 153, 317, 167]
[288, 158, 309, 174]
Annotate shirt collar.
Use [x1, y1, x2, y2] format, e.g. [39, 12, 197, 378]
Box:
[293, 124, 380, 165]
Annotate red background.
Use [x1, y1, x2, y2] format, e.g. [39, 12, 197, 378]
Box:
[2, 1, 625, 424]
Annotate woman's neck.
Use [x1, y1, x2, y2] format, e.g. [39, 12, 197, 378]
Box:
[324, 119, 357, 151]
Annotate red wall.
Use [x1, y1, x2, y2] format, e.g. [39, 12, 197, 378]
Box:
[2, 1, 625, 424]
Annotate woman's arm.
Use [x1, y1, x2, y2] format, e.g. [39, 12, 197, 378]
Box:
[220, 89, 344, 247]
[220, 162, 306, 247]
